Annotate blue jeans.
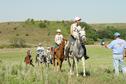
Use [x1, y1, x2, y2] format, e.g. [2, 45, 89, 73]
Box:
[113, 54, 126, 76]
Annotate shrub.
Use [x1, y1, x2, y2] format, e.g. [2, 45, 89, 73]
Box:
[44, 20, 49, 24]
[7, 22, 10, 25]
[39, 22, 46, 28]
[10, 37, 26, 48]
[85, 38, 95, 45]
[16, 34, 19, 36]
[0, 59, 2, 63]
[80, 22, 98, 42]
[31, 19, 35, 24]
[25, 18, 35, 24]
[25, 18, 31, 24]
[25, 34, 29, 36]
[13, 27, 17, 30]
[97, 26, 126, 39]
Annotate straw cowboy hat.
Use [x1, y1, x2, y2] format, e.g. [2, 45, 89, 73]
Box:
[56, 29, 61, 32]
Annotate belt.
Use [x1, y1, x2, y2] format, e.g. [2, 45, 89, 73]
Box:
[113, 53, 122, 55]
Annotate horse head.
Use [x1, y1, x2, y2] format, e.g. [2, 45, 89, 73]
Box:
[78, 28, 86, 42]
[60, 38, 67, 48]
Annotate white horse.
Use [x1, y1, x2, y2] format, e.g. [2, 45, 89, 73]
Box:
[36, 49, 46, 65]
[46, 47, 53, 66]
[65, 28, 87, 77]
[36, 47, 53, 66]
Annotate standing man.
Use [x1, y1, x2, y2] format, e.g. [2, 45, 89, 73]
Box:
[105, 32, 126, 77]
[65, 17, 89, 59]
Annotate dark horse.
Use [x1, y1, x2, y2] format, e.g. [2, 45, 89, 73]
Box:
[52, 38, 67, 71]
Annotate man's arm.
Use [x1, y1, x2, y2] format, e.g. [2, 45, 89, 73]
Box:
[102, 42, 108, 48]
[104, 44, 108, 48]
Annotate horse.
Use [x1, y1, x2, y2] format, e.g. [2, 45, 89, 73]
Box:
[52, 38, 67, 71]
[45, 47, 53, 66]
[36, 49, 47, 66]
[64, 28, 87, 76]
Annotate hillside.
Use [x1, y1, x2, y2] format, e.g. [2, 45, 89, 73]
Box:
[0, 20, 126, 48]
[90, 23, 126, 30]
[0, 20, 71, 47]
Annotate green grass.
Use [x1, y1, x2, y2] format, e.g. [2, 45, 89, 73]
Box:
[0, 45, 126, 84]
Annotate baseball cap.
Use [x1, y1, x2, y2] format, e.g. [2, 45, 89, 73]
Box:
[114, 32, 120, 37]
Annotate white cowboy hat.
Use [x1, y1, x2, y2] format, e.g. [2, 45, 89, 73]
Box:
[56, 29, 61, 32]
[74, 17, 81, 21]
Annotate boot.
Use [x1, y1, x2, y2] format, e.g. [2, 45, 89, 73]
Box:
[82, 43, 89, 60]
[84, 55, 89, 60]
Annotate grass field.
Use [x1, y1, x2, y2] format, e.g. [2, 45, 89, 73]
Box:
[0, 45, 126, 84]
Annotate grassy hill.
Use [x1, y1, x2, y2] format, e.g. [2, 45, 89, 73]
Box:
[91, 23, 126, 30]
[0, 20, 126, 48]
[0, 20, 71, 47]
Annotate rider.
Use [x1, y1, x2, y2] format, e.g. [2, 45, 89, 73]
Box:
[65, 17, 89, 59]
[54, 29, 64, 53]
[54, 29, 64, 48]
[36, 43, 45, 62]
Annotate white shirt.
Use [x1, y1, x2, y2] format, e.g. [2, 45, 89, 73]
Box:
[36, 46, 45, 54]
[55, 34, 63, 45]
[107, 38, 126, 55]
[71, 23, 82, 38]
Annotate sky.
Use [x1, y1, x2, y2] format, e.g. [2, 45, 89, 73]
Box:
[0, 0, 126, 23]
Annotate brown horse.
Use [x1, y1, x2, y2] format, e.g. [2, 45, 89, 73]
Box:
[52, 38, 67, 71]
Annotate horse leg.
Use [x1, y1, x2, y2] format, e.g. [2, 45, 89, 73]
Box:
[68, 57, 74, 75]
[68, 57, 72, 74]
[68, 57, 71, 67]
[52, 56, 55, 66]
[60, 59, 63, 71]
[72, 58, 75, 74]
[74, 56, 78, 77]
[82, 56, 86, 77]
[57, 58, 60, 71]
